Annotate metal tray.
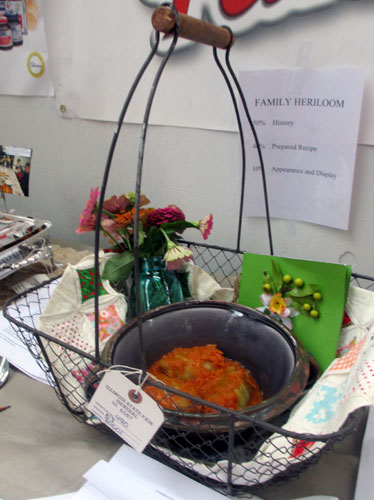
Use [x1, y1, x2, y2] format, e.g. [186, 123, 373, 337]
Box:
[0, 212, 52, 280]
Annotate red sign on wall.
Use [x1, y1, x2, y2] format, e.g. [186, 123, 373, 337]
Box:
[140, 0, 341, 50]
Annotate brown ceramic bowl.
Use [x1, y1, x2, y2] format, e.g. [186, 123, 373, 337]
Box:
[101, 301, 311, 432]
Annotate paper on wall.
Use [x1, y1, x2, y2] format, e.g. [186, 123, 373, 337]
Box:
[0, 0, 53, 96]
[239, 67, 364, 230]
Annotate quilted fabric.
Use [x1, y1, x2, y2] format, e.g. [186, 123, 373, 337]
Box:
[38, 252, 127, 412]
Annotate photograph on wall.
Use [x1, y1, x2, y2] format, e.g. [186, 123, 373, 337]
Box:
[0, 145, 32, 196]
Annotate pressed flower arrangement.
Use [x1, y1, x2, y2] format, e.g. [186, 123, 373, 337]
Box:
[76, 187, 213, 283]
[257, 260, 322, 330]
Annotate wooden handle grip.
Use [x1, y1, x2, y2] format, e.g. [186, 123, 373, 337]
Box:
[152, 6, 234, 49]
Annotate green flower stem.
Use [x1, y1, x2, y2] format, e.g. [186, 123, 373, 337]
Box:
[160, 227, 172, 247]
[123, 232, 132, 251]
[97, 207, 117, 218]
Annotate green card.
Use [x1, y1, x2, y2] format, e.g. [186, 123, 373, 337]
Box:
[238, 253, 351, 372]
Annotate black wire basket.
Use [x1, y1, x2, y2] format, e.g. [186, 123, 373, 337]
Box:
[3, 4, 373, 496]
[2, 258, 370, 495]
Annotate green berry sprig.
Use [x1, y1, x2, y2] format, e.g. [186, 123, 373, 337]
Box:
[262, 261, 322, 319]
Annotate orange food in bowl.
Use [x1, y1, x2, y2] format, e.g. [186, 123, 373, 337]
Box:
[146, 344, 263, 413]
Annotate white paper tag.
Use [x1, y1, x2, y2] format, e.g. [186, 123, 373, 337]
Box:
[87, 371, 164, 452]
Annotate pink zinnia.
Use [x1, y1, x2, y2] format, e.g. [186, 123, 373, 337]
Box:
[76, 214, 97, 234]
[77, 187, 100, 228]
[101, 218, 123, 240]
[199, 214, 213, 240]
[146, 205, 185, 228]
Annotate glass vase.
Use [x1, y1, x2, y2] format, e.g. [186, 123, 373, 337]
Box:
[130, 257, 184, 317]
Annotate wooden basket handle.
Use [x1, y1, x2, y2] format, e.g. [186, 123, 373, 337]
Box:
[151, 5, 235, 49]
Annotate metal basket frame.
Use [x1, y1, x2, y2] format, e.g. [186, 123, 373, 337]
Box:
[3, 257, 370, 494]
[3, 3, 373, 495]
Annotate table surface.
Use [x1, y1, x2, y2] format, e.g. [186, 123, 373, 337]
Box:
[0, 368, 367, 500]
[0, 244, 368, 500]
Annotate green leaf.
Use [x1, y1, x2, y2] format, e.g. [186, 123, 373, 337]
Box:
[271, 260, 284, 293]
[161, 220, 197, 234]
[102, 252, 134, 282]
[138, 223, 145, 247]
[290, 297, 308, 315]
[139, 226, 165, 256]
[286, 284, 320, 298]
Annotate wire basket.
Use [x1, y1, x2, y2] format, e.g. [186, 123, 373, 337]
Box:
[3, 4, 373, 496]
[2, 254, 370, 495]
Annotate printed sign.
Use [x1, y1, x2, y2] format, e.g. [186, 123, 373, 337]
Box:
[140, 0, 339, 52]
[239, 67, 365, 229]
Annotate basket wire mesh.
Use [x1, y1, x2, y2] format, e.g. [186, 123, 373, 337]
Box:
[2, 265, 368, 494]
[2, 3, 372, 496]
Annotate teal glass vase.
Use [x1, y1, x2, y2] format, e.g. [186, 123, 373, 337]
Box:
[130, 257, 184, 317]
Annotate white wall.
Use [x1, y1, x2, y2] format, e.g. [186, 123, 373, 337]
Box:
[1, 93, 373, 277]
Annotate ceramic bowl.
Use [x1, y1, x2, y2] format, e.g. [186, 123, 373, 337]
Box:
[103, 301, 311, 432]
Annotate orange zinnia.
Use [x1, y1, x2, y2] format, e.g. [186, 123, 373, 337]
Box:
[139, 208, 155, 222]
[114, 210, 133, 225]
[113, 207, 154, 226]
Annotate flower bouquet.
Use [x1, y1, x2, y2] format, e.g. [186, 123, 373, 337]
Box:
[76, 188, 213, 312]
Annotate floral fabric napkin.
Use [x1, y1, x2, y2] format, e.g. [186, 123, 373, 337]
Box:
[229, 284, 374, 484]
[38, 252, 127, 411]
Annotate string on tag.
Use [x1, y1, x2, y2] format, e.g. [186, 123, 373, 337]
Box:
[94, 364, 164, 399]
